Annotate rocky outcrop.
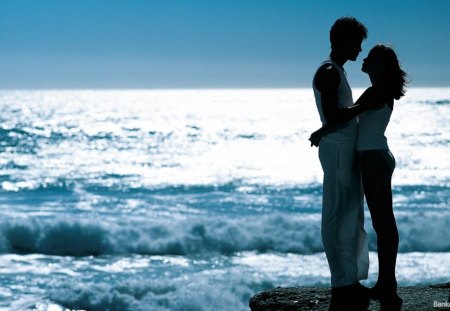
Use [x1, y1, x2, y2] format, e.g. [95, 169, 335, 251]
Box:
[249, 283, 450, 311]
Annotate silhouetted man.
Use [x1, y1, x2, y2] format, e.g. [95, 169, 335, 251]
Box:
[312, 17, 369, 310]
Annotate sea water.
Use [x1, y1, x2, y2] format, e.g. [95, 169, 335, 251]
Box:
[0, 88, 448, 310]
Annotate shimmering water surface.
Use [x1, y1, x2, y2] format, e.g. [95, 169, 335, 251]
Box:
[0, 88, 449, 310]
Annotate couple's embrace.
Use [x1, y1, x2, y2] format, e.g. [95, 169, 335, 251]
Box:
[310, 17, 407, 310]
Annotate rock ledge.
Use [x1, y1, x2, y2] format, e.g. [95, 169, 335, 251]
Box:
[249, 283, 450, 311]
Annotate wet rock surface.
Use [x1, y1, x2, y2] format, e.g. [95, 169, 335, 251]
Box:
[249, 283, 450, 311]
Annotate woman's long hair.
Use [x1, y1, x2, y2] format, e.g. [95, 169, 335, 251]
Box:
[372, 44, 408, 100]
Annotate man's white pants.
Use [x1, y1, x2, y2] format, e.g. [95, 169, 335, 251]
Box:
[319, 141, 369, 287]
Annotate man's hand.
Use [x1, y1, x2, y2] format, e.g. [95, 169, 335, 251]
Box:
[309, 129, 323, 147]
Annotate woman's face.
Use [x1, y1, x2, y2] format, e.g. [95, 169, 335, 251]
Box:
[361, 49, 385, 76]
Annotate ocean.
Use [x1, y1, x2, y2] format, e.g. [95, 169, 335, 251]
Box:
[0, 88, 448, 310]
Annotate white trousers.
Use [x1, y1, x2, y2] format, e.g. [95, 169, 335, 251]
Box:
[319, 142, 369, 287]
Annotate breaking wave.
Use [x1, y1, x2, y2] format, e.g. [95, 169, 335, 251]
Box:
[1, 213, 449, 256]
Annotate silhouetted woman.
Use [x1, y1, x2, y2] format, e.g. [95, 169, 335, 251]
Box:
[358, 44, 406, 310]
[310, 44, 408, 310]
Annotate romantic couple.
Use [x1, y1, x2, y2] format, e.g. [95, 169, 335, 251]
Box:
[310, 17, 407, 310]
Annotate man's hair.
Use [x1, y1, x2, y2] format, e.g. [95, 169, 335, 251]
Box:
[330, 17, 368, 47]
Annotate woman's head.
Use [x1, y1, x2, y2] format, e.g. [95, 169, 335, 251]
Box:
[362, 44, 408, 100]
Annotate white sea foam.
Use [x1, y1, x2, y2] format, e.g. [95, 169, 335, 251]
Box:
[0, 89, 448, 309]
[1, 212, 449, 256]
[4, 251, 448, 311]
[47, 274, 267, 311]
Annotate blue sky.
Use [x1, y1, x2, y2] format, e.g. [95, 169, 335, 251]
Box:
[0, 0, 449, 89]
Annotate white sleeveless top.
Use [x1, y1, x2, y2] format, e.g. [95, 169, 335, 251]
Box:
[356, 103, 392, 151]
[312, 60, 357, 145]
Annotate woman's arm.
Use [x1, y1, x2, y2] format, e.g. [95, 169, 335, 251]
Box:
[309, 87, 385, 147]
[327, 86, 384, 124]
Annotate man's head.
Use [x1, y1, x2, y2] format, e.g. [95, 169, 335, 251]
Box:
[330, 17, 368, 61]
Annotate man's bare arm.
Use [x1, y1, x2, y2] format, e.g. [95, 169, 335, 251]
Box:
[315, 65, 383, 126]
[314, 64, 340, 124]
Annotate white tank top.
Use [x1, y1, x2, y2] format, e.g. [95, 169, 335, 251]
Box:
[312, 60, 357, 145]
[356, 103, 392, 151]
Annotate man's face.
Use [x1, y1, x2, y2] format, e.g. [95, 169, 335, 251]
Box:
[344, 39, 363, 61]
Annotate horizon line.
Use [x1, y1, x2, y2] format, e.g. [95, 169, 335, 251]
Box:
[0, 86, 449, 92]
